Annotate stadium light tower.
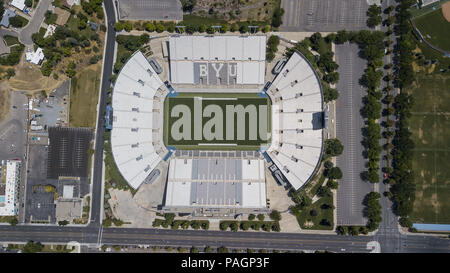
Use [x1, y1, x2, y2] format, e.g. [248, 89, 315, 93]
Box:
[175, 26, 185, 34]
[248, 26, 259, 34]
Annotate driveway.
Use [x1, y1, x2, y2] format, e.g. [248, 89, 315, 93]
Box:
[19, 0, 52, 45]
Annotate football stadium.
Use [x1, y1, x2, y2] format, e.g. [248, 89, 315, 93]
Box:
[109, 34, 325, 217]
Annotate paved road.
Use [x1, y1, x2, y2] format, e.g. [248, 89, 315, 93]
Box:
[19, 0, 52, 45]
[0, 29, 19, 38]
[280, 0, 369, 32]
[87, 0, 116, 227]
[335, 43, 373, 226]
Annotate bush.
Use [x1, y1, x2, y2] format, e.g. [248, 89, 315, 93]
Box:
[9, 16, 28, 28]
[271, 7, 284, 27]
[257, 214, 265, 221]
[248, 214, 256, 221]
[269, 210, 281, 221]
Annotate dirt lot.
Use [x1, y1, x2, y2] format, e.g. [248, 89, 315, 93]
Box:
[443, 2, 450, 22]
[193, 0, 279, 22]
[69, 62, 102, 128]
[0, 82, 11, 122]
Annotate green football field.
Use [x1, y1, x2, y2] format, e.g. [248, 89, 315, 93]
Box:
[164, 93, 271, 150]
[408, 75, 450, 224]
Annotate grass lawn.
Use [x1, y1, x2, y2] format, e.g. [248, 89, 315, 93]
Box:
[295, 194, 334, 230]
[69, 63, 101, 128]
[164, 93, 271, 149]
[408, 74, 450, 224]
[413, 8, 450, 52]
[2, 35, 19, 46]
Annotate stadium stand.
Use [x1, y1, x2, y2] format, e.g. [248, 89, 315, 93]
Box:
[168, 35, 266, 85]
[266, 51, 324, 190]
[111, 51, 167, 189]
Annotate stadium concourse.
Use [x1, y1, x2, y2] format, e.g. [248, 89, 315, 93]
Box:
[109, 35, 325, 217]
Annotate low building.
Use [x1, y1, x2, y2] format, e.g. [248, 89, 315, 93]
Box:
[25, 47, 45, 65]
[43, 24, 56, 38]
[0, 160, 21, 216]
[55, 199, 82, 221]
[0, 8, 16, 28]
[63, 0, 80, 9]
[162, 157, 268, 217]
[54, 7, 70, 26]
[10, 0, 25, 11]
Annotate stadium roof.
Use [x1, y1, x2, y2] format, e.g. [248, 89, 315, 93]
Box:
[164, 158, 266, 208]
[267, 51, 324, 190]
[111, 51, 164, 189]
[168, 35, 266, 85]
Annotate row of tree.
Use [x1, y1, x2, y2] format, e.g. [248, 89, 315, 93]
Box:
[114, 20, 274, 34]
[388, 0, 417, 229]
[219, 220, 281, 232]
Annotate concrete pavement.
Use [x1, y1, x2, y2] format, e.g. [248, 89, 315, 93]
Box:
[19, 0, 52, 45]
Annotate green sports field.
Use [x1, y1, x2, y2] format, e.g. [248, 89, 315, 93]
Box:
[164, 93, 271, 150]
[413, 7, 450, 52]
[408, 75, 450, 224]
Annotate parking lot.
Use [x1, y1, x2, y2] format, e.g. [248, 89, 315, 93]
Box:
[29, 80, 69, 132]
[0, 92, 28, 161]
[335, 43, 373, 226]
[280, 0, 369, 32]
[117, 0, 182, 21]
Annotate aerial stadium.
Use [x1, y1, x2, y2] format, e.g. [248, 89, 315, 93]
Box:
[109, 34, 325, 217]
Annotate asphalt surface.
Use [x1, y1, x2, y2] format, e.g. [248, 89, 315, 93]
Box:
[0, 92, 27, 161]
[335, 43, 373, 226]
[280, 0, 369, 32]
[117, 0, 182, 21]
[19, 0, 52, 45]
[87, 0, 116, 227]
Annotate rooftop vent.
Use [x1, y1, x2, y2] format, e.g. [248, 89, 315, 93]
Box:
[137, 79, 144, 86]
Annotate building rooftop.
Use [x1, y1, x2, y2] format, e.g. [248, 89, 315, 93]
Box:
[164, 157, 267, 209]
[168, 35, 266, 85]
[0, 8, 16, 27]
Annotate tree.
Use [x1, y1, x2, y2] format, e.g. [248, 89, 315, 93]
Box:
[25, 0, 32, 7]
[366, 4, 382, 28]
[257, 214, 265, 221]
[9, 16, 27, 28]
[23, 241, 44, 253]
[114, 22, 124, 31]
[156, 23, 165, 33]
[326, 180, 339, 189]
[58, 220, 69, 226]
[181, 0, 196, 13]
[337, 225, 348, 235]
[349, 226, 360, 236]
[239, 24, 248, 33]
[248, 214, 256, 221]
[399, 217, 412, 228]
[0, 1, 4, 24]
[145, 22, 156, 32]
[190, 246, 198, 253]
[8, 217, 18, 226]
[324, 139, 344, 157]
[325, 167, 343, 180]
[5, 68, 15, 79]
[323, 72, 339, 84]
[310, 209, 318, 217]
[218, 246, 229, 253]
[204, 246, 212, 253]
[269, 210, 281, 221]
[271, 7, 284, 27]
[324, 160, 334, 169]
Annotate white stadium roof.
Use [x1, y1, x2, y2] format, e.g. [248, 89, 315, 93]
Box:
[267, 51, 324, 190]
[164, 158, 267, 209]
[168, 35, 266, 85]
[111, 51, 164, 189]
